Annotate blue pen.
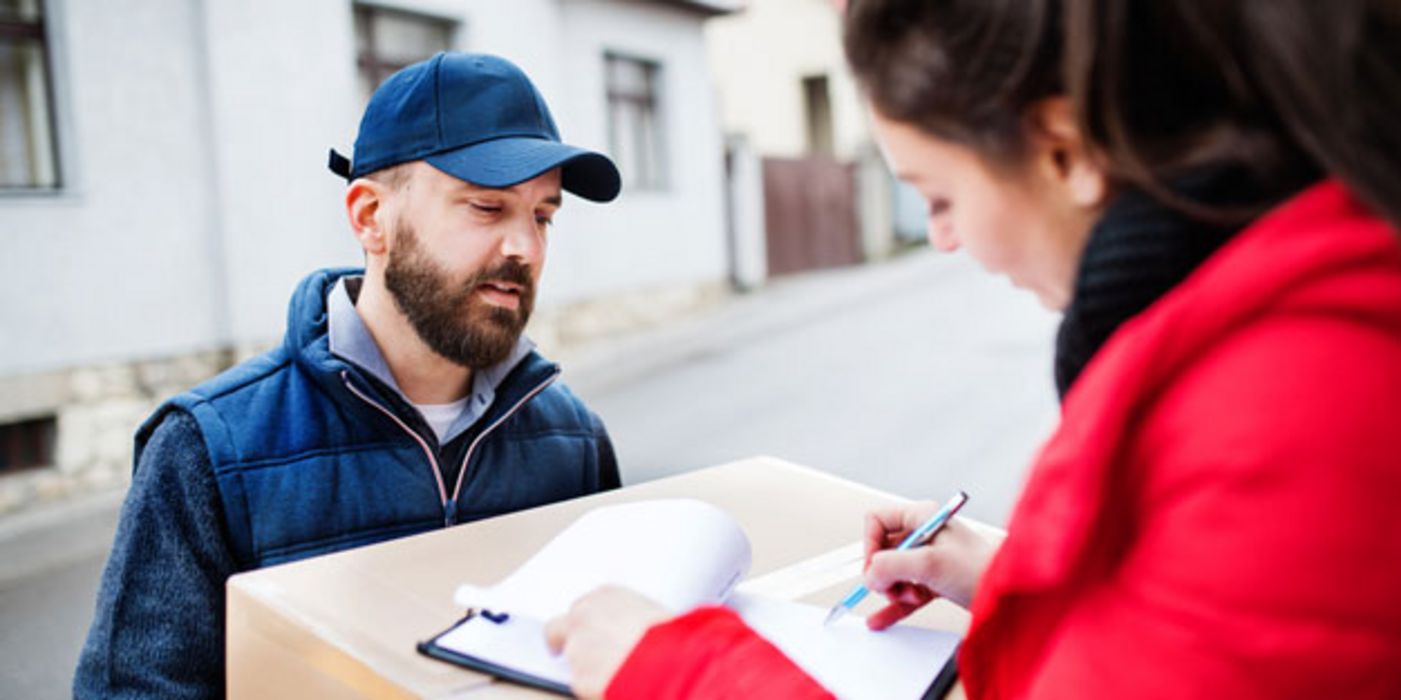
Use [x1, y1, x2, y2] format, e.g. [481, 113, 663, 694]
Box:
[824, 491, 970, 626]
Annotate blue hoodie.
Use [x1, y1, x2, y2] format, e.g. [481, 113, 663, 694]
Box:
[75, 268, 618, 698]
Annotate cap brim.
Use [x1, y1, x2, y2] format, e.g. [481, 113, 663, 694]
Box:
[425, 137, 621, 202]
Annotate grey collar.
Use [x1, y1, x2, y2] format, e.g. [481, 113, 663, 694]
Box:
[326, 275, 534, 444]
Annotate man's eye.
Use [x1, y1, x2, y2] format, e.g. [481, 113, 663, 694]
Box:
[471, 203, 502, 214]
[536, 214, 554, 226]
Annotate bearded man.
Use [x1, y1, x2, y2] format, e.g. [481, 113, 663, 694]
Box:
[75, 52, 621, 698]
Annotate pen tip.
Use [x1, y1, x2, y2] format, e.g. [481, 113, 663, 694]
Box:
[823, 606, 845, 627]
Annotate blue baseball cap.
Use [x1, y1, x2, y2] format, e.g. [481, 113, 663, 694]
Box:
[329, 52, 621, 202]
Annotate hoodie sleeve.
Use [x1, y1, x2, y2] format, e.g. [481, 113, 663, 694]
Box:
[74, 411, 239, 699]
[606, 606, 836, 699]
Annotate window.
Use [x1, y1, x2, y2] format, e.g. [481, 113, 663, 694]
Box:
[605, 53, 667, 191]
[0, 0, 60, 190]
[802, 74, 833, 157]
[353, 4, 456, 101]
[0, 415, 55, 474]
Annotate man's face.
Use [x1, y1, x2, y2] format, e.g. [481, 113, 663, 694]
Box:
[381, 163, 561, 369]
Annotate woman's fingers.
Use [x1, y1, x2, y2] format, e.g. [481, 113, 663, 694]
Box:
[866, 546, 943, 594]
[543, 586, 672, 700]
[889, 581, 936, 605]
[863, 502, 941, 563]
[543, 613, 569, 654]
[866, 599, 925, 631]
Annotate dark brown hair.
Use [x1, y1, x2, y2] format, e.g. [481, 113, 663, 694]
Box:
[366, 162, 413, 191]
[1065, 0, 1401, 227]
[842, 0, 1063, 162]
[844, 0, 1401, 230]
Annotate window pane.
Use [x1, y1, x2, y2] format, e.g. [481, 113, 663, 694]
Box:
[0, 37, 58, 188]
[353, 6, 372, 56]
[637, 107, 660, 187]
[605, 55, 665, 191]
[609, 100, 633, 185]
[803, 75, 833, 157]
[607, 57, 649, 97]
[353, 5, 455, 102]
[0, 415, 56, 473]
[0, 0, 41, 23]
[371, 10, 452, 65]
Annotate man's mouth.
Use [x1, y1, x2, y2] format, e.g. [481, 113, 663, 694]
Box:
[475, 280, 525, 309]
[480, 281, 523, 294]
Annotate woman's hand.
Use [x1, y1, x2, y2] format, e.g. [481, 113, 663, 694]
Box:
[862, 504, 1005, 630]
[544, 586, 672, 699]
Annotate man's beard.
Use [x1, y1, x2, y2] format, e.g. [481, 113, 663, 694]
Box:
[383, 220, 535, 370]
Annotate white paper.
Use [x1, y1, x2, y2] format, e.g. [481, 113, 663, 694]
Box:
[453, 499, 752, 621]
[729, 592, 959, 700]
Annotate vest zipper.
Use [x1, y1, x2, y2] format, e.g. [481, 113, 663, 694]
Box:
[341, 372, 450, 512]
[448, 370, 561, 521]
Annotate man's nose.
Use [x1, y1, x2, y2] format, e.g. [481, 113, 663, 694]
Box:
[500, 215, 545, 262]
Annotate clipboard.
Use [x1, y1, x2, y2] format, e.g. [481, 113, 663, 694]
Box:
[417, 611, 959, 699]
[418, 611, 572, 696]
[415, 500, 963, 698]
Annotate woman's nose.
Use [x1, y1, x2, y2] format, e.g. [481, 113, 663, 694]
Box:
[927, 220, 959, 252]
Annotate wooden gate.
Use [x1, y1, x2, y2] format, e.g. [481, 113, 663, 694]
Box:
[762, 156, 861, 277]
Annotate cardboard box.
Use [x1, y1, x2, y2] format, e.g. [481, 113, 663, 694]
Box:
[227, 456, 970, 698]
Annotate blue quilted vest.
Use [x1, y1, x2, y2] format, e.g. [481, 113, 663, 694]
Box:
[136, 269, 618, 569]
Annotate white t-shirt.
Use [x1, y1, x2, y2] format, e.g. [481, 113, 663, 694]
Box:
[414, 397, 472, 444]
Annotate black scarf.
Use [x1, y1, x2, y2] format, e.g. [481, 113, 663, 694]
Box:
[1054, 169, 1316, 399]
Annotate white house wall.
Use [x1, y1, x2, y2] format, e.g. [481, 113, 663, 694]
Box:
[200, 0, 367, 348]
[1, 0, 225, 376]
[453, 0, 565, 103]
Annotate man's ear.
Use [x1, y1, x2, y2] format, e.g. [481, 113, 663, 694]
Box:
[346, 179, 391, 256]
[1026, 96, 1107, 209]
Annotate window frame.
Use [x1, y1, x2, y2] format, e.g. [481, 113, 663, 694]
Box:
[0, 414, 56, 475]
[604, 51, 669, 192]
[352, 3, 458, 102]
[0, 0, 64, 192]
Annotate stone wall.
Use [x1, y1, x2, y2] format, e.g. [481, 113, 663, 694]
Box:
[0, 350, 233, 515]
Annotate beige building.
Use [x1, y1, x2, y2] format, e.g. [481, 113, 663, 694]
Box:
[704, 0, 926, 282]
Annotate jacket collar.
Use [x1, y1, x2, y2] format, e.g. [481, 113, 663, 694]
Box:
[1054, 179, 1237, 398]
[324, 275, 535, 443]
[1054, 166, 1322, 399]
[282, 268, 558, 444]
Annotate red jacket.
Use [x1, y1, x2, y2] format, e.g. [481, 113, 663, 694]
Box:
[608, 181, 1401, 699]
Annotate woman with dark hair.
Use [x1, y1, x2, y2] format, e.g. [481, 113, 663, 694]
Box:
[545, 1, 1401, 697]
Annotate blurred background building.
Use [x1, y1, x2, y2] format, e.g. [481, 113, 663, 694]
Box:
[706, 0, 928, 288]
[1, 0, 941, 517]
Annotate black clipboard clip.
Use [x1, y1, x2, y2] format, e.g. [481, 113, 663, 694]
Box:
[460, 607, 511, 625]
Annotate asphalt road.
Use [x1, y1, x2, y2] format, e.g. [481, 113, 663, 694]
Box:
[566, 246, 1060, 525]
[0, 247, 1061, 698]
